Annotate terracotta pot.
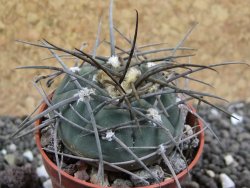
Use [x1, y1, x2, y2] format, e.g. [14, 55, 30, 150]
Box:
[35, 101, 204, 188]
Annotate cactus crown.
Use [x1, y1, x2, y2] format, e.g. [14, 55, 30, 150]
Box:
[11, 1, 247, 187]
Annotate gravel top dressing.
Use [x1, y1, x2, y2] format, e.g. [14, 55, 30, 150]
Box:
[0, 102, 249, 188]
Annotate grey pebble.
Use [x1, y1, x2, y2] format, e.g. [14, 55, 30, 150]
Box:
[112, 179, 133, 188]
[4, 154, 16, 166]
[0, 120, 5, 127]
[15, 155, 25, 166]
[181, 181, 200, 188]
[130, 165, 164, 186]
[62, 163, 77, 176]
[237, 132, 250, 142]
[197, 175, 218, 188]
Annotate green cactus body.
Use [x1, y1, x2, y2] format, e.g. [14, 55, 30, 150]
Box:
[52, 63, 185, 170]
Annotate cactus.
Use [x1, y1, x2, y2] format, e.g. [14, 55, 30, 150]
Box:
[52, 62, 185, 169]
[11, 1, 248, 187]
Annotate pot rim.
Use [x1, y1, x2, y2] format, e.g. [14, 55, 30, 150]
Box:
[35, 101, 204, 188]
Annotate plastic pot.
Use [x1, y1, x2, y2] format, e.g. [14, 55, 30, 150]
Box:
[35, 101, 204, 188]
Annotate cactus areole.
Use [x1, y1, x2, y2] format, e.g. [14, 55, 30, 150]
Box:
[52, 63, 185, 170]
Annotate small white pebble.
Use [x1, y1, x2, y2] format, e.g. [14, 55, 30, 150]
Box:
[23, 150, 34, 162]
[210, 109, 219, 116]
[184, 124, 193, 136]
[231, 113, 243, 125]
[37, 165, 49, 179]
[1, 149, 7, 155]
[220, 173, 235, 188]
[43, 179, 52, 188]
[8, 143, 17, 152]
[224, 154, 234, 166]
[206, 169, 215, 178]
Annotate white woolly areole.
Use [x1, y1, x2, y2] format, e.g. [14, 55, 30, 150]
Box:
[124, 67, 141, 84]
[147, 62, 156, 68]
[74, 88, 95, 103]
[148, 84, 160, 93]
[102, 130, 115, 141]
[107, 55, 120, 68]
[121, 67, 141, 93]
[105, 85, 119, 98]
[158, 144, 166, 154]
[147, 108, 162, 125]
[69, 66, 80, 73]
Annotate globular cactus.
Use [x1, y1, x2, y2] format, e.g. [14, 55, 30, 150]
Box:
[52, 62, 185, 170]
